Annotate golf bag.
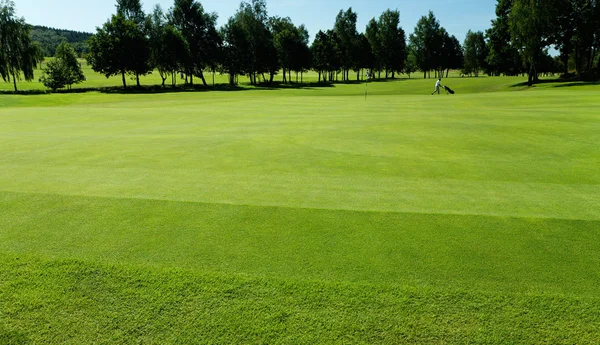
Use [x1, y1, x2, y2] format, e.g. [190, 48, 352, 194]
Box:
[444, 86, 455, 94]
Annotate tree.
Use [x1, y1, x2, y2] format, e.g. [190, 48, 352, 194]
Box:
[292, 24, 312, 83]
[148, 5, 189, 86]
[116, 0, 152, 86]
[0, 0, 44, 92]
[409, 11, 442, 78]
[219, 0, 275, 85]
[462, 30, 488, 76]
[446, 34, 464, 76]
[365, 18, 382, 78]
[88, 14, 147, 89]
[486, 0, 522, 76]
[311, 30, 330, 82]
[334, 8, 358, 81]
[509, 0, 553, 85]
[170, 0, 221, 86]
[39, 60, 67, 91]
[40, 41, 85, 91]
[377, 10, 406, 78]
[221, 15, 251, 85]
[547, 0, 600, 78]
[354, 33, 374, 80]
[404, 43, 418, 78]
[310, 30, 341, 83]
[271, 16, 298, 83]
[116, 0, 145, 24]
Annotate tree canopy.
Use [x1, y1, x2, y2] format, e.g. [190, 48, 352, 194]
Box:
[0, 0, 43, 91]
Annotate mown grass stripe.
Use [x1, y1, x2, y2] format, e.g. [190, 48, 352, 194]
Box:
[2, 190, 599, 297]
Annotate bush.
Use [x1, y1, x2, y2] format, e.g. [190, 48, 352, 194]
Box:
[39, 60, 68, 91]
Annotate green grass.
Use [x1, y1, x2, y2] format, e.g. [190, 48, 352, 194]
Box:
[1, 75, 599, 344]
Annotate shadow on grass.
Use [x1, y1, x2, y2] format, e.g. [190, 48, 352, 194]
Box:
[511, 77, 599, 88]
[0, 81, 339, 95]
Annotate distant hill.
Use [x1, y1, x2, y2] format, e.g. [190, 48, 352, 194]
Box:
[30, 25, 93, 57]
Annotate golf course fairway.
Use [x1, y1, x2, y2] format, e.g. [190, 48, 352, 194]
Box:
[1, 78, 599, 344]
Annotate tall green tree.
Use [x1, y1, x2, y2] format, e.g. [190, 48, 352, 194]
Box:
[220, 15, 251, 85]
[365, 18, 382, 78]
[353, 33, 374, 80]
[88, 14, 147, 89]
[377, 9, 406, 78]
[409, 11, 442, 78]
[334, 8, 358, 81]
[148, 5, 189, 86]
[311, 30, 332, 82]
[225, 0, 276, 85]
[292, 24, 311, 83]
[170, 0, 221, 86]
[547, 0, 600, 77]
[310, 30, 341, 82]
[462, 30, 488, 76]
[509, 0, 553, 85]
[0, 0, 43, 92]
[271, 16, 297, 83]
[486, 0, 522, 76]
[117, 0, 152, 86]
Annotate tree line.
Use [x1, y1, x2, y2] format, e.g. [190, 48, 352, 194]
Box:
[30, 26, 92, 57]
[1, 0, 599, 92]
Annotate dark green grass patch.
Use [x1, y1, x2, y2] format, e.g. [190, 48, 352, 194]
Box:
[1, 254, 599, 345]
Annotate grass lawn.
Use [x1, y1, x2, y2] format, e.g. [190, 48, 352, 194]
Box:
[0, 74, 599, 344]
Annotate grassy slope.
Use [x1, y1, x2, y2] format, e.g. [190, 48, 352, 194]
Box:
[1, 78, 599, 343]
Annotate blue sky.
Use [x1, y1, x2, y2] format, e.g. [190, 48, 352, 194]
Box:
[15, 0, 497, 44]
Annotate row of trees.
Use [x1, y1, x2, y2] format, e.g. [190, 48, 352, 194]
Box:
[2, 0, 599, 91]
[86, 0, 467, 88]
[487, 0, 600, 85]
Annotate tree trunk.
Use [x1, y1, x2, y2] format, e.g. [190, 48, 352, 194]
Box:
[446, 69, 449, 78]
[283, 68, 286, 83]
[12, 73, 17, 92]
[318, 72, 321, 83]
[199, 70, 208, 86]
[562, 37, 570, 76]
[190, 74, 194, 86]
[212, 71, 215, 86]
[527, 63, 534, 86]
[162, 76, 166, 86]
[587, 47, 595, 71]
[575, 44, 581, 80]
[423, 71, 426, 79]
[289, 70, 292, 83]
[301, 71, 303, 83]
[122, 71, 127, 89]
[136, 73, 140, 87]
